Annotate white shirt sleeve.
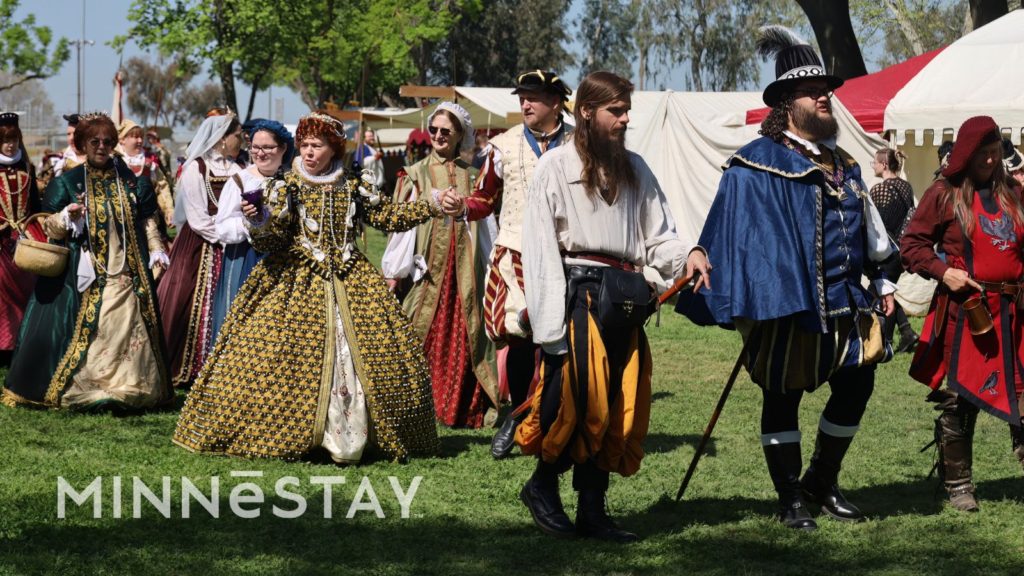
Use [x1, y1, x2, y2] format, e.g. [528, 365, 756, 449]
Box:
[522, 157, 568, 354]
[215, 173, 250, 246]
[482, 143, 504, 180]
[639, 165, 692, 285]
[178, 161, 220, 244]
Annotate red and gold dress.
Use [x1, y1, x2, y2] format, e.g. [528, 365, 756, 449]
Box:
[903, 183, 1024, 423]
[393, 152, 499, 428]
[0, 158, 41, 350]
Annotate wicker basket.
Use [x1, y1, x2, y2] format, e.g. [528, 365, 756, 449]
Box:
[13, 213, 69, 277]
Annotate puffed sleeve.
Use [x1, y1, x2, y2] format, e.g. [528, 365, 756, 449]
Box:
[178, 160, 219, 244]
[216, 173, 250, 246]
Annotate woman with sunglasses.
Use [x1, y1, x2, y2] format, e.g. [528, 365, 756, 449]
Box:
[209, 119, 294, 345]
[174, 111, 445, 463]
[157, 107, 245, 388]
[384, 102, 499, 428]
[3, 113, 171, 410]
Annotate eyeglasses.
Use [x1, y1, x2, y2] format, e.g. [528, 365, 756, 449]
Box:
[792, 88, 834, 101]
[88, 138, 117, 148]
[250, 145, 279, 155]
[428, 125, 452, 138]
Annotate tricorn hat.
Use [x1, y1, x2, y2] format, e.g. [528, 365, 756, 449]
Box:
[512, 69, 572, 102]
[756, 26, 844, 107]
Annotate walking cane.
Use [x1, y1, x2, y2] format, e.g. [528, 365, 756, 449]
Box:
[675, 328, 757, 501]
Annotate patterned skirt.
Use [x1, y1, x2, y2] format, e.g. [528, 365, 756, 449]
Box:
[173, 251, 439, 462]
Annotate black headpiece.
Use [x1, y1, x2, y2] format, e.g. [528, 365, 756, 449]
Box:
[512, 70, 572, 102]
[756, 26, 844, 107]
[0, 112, 19, 128]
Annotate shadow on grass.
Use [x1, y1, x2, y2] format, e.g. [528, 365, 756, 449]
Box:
[438, 432, 491, 457]
[644, 432, 714, 455]
[5, 486, 1019, 576]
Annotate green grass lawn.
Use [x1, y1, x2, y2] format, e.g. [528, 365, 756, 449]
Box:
[1, 233, 1021, 575]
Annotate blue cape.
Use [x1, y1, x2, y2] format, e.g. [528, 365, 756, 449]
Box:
[676, 136, 865, 334]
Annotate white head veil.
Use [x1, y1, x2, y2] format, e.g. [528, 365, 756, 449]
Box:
[173, 112, 236, 227]
[428, 101, 474, 153]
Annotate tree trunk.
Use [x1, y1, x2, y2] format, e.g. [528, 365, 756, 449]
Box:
[795, 0, 868, 80]
[969, 0, 1008, 30]
[885, 0, 925, 56]
[218, 60, 238, 114]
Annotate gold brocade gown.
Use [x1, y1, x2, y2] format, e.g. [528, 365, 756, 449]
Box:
[173, 160, 442, 462]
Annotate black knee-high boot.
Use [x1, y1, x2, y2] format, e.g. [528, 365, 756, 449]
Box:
[763, 443, 817, 530]
[801, 431, 865, 521]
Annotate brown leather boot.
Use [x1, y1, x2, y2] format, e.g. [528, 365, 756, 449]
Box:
[937, 406, 979, 512]
[1010, 421, 1024, 473]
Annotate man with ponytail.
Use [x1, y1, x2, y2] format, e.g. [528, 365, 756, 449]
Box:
[518, 71, 710, 542]
[677, 26, 898, 531]
[902, 115, 1024, 512]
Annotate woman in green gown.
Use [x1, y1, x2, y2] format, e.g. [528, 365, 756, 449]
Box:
[3, 113, 171, 410]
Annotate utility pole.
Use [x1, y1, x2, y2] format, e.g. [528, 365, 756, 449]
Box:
[70, 0, 94, 113]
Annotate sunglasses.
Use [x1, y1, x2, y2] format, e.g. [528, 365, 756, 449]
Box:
[88, 138, 117, 148]
[428, 125, 453, 138]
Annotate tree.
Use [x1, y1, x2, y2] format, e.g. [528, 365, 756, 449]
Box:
[121, 56, 223, 129]
[426, 0, 573, 88]
[795, 0, 868, 80]
[0, 0, 70, 93]
[577, 0, 636, 78]
[799, 0, 1007, 81]
[0, 71, 55, 129]
[850, 1, 967, 68]
[118, 0, 287, 121]
[275, 0, 473, 109]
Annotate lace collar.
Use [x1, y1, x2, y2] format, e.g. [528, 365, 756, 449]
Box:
[293, 156, 345, 184]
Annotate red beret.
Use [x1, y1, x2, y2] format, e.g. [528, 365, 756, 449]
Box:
[942, 116, 1001, 179]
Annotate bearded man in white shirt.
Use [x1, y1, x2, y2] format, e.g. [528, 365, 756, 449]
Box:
[517, 71, 710, 542]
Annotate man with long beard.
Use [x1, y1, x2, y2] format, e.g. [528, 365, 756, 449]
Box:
[678, 27, 897, 531]
[518, 71, 710, 542]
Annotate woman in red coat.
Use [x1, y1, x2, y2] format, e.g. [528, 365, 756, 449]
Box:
[901, 115, 1024, 512]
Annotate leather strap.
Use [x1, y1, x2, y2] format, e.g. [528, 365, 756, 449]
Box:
[561, 250, 639, 272]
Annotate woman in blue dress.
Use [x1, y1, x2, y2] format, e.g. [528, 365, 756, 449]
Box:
[210, 120, 294, 344]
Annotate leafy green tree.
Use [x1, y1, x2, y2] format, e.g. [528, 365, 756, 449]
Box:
[0, 0, 70, 93]
[121, 56, 223, 129]
[577, 0, 636, 78]
[851, 1, 968, 68]
[427, 0, 573, 88]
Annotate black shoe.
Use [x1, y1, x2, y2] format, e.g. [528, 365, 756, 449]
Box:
[895, 332, 919, 354]
[778, 496, 818, 530]
[520, 477, 576, 538]
[491, 412, 524, 459]
[575, 490, 640, 543]
[802, 471, 865, 522]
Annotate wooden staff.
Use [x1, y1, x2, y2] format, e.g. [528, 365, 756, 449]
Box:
[675, 331, 756, 501]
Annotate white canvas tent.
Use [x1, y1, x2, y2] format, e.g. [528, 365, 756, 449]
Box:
[885, 9, 1024, 147]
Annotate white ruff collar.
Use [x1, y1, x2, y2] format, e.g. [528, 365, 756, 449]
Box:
[0, 149, 23, 166]
[293, 156, 345, 184]
[784, 130, 837, 156]
[123, 151, 146, 166]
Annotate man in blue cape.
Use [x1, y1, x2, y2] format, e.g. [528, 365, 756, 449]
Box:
[677, 26, 898, 531]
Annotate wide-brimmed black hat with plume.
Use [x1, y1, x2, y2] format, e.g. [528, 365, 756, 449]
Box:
[756, 25, 844, 107]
